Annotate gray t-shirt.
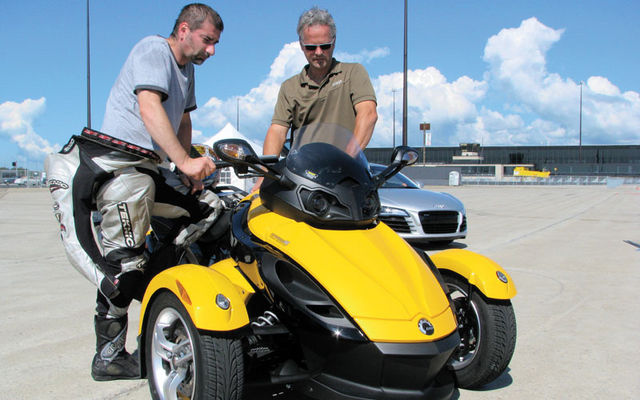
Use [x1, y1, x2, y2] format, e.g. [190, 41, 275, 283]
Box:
[101, 35, 196, 159]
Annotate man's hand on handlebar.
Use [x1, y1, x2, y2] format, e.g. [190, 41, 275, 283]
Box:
[177, 156, 215, 194]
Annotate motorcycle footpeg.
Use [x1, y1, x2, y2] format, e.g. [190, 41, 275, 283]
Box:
[250, 323, 290, 336]
[270, 359, 311, 385]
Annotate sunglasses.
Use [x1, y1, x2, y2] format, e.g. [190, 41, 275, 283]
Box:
[302, 41, 334, 51]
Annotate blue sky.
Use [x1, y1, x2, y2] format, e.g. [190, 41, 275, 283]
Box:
[1, 0, 639, 169]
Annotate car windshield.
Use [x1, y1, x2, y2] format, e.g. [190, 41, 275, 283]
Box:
[370, 165, 420, 189]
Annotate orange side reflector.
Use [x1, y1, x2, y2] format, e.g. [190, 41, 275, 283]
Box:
[176, 280, 192, 306]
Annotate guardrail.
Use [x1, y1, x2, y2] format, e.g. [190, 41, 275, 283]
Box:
[461, 176, 640, 186]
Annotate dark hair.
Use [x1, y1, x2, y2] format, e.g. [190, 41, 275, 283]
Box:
[297, 6, 336, 41]
[171, 3, 223, 37]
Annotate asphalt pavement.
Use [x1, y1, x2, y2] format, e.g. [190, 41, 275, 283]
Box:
[1, 185, 638, 399]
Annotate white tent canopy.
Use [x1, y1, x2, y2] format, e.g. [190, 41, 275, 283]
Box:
[202, 122, 263, 155]
[200, 123, 264, 192]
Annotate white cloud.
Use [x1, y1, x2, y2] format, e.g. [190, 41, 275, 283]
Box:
[0, 98, 60, 158]
[335, 47, 391, 64]
[482, 17, 640, 145]
[588, 76, 620, 97]
[192, 19, 639, 148]
[370, 69, 487, 146]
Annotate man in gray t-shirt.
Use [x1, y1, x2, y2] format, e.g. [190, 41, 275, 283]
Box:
[89, 4, 223, 381]
[101, 35, 198, 159]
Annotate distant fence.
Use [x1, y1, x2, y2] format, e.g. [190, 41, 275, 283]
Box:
[461, 176, 640, 186]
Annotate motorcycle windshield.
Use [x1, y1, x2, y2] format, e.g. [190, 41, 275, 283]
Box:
[287, 123, 371, 187]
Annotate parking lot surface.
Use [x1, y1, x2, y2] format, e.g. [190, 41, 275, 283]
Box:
[1, 185, 638, 399]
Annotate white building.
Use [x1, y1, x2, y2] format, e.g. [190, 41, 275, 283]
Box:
[201, 123, 264, 193]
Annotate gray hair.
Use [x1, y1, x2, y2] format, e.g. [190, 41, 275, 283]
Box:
[296, 7, 336, 41]
[171, 3, 224, 37]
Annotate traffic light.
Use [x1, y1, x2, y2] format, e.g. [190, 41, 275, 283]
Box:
[11, 161, 16, 167]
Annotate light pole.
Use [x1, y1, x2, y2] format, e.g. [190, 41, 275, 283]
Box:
[392, 89, 398, 148]
[579, 81, 583, 161]
[402, 0, 408, 146]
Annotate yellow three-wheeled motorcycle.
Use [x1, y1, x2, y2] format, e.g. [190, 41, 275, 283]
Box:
[138, 124, 516, 400]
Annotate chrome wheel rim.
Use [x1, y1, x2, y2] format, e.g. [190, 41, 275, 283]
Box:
[150, 307, 196, 400]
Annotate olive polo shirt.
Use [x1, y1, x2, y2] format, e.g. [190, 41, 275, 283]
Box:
[271, 59, 377, 135]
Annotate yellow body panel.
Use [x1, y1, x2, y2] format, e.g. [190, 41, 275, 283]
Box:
[430, 249, 517, 299]
[138, 262, 252, 334]
[237, 261, 266, 290]
[247, 199, 458, 342]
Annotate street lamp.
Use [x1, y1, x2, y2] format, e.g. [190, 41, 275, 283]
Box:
[402, 0, 408, 146]
[579, 81, 583, 161]
[392, 89, 398, 148]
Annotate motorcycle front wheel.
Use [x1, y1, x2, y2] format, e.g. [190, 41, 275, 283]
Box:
[443, 273, 516, 389]
[145, 292, 244, 400]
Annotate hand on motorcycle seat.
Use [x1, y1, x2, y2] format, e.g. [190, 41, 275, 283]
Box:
[179, 173, 205, 194]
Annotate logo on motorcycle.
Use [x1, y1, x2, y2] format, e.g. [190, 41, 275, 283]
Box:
[304, 170, 318, 180]
[418, 318, 434, 335]
[270, 233, 290, 246]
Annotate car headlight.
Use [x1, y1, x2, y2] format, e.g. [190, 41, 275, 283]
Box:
[380, 206, 410, 217]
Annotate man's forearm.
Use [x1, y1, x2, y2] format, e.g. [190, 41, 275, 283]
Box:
[263, 124, 289, 156]
[177, 113, 193, 152]
[354, 100, 378, 149]
[138, 90, 190, 166]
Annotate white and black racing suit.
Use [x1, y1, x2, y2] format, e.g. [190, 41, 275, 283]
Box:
[45, 127, 222, 318]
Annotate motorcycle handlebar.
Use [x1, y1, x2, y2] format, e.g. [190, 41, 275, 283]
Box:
[213, 155, 279, 170]
[214, 160, 232, 169]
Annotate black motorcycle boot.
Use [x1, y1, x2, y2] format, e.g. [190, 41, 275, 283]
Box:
[91, 315, 140, 381]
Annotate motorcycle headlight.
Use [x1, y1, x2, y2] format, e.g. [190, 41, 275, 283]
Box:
[299, 189, 351, 219]
[306, 191, 331, 216]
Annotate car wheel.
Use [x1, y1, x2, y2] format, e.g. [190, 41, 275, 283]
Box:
[443, 273, 516, 389]
[145, 292, 244, 400]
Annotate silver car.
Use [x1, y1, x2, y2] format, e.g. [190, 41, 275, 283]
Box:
[373, 165, 467, 244]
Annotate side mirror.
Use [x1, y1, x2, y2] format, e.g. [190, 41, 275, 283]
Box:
[213, 139, 257, 163]
[390, 146, 419, 166]
[213, 138, 281, 181]
[372, 146, 420, 189]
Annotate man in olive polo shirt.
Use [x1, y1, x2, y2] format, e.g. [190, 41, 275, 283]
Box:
[261, 6, 378, 161]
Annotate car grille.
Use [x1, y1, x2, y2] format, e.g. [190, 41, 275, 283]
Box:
[379, 215, 411, 233]
[419, 211, 460, 234]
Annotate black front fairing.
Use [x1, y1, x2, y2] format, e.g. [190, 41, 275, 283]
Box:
[260, 125, 380, 229]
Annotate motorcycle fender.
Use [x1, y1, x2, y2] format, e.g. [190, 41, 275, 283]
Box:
[430, 249, 517, 300]
[138, 260, 251, 334]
